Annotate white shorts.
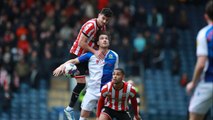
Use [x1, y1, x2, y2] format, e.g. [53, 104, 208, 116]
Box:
[189, 81, 213, 114]
[81, 91, 100, 111]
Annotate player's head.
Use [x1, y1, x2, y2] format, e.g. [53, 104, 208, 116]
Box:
[112, 68, 125, 84]
[205, 0, 213, 22]
[97, 31, 110, 48]
[127, 80, 135, 86]
[97, 8, 113, 27]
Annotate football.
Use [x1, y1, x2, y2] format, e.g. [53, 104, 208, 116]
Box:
[64, 63, 79, 77]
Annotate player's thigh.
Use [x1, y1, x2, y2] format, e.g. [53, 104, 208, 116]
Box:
[80, 109, 91, 118]
[100, 107, 113, 120]
[99, 113, 112, 120]
[81, 92, 98, 111]
[189, 82, 213, 114]
[189, 112, 205, 120]
[116, 111, 132, 120]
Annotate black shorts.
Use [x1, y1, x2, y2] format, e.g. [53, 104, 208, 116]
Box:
[102, 107, 132, 120]
[70, 53, 88, 76]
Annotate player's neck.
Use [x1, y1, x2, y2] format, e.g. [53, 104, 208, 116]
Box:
[99, 48, 109, 55]
[113, 82, 124, 90]
[96, 18, 101, 28]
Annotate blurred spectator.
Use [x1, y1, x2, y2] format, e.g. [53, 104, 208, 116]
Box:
[127, 80, 141, 119]
[119, 36, 132, 63]
[97, 0, 109, 11]
[165, 27, 179, 50]
[177, 9, 190, 30]
[81, 0, 95, 19]
[133, 5, 148, 31]
[0, 63, 11, 112]
[59, 23, 72, 41]
[171, 51, 181, 75]
[165, 5, 178, 28]
[180, 73, 188, 87]
[17, 34, 30, 56]
[132, 32, 147, 63]
[147, 7, 163, 31]
[16, 24, 28, 39]
[14, 57, 30, 84]
[151, 47, 164, 70]
[29, 63, 41, 89]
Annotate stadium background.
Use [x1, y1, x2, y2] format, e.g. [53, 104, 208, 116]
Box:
[0, 0, 212, 120]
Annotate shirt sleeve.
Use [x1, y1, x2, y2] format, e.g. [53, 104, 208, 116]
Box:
[82, 22, 95, 38]
[78, 52, 93, 63]
[115, 52, 119, 69]
[196, 29, 208, 56]
[129, 86, 137, 98]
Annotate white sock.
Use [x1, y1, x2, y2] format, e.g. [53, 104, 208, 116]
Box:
[79, 117, 87, 120]
[66, 106, 73, 111]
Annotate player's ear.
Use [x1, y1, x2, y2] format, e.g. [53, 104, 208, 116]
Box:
[97, 40, 100, 46]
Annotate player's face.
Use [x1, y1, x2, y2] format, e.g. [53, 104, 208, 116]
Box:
[98, 34, 109, 48]
[97, 14, 110, 27]
[112, 70, 124, 84]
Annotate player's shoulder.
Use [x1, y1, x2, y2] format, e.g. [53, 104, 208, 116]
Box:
[109, 50, 119, 57]
[198, 25, 212, 37]
[80, 52, 94, 58]
[83, 18, 96, 26]
[101, 82, 112, 92]
[126, 82, 136, 91]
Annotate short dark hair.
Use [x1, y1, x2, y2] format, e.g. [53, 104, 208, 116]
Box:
[205, 0, 213, 20]
[98, 31, 110, 38]
[100, 8, 113, 17]
[95, 31, 111, 44]
[115, 68, 125, 75]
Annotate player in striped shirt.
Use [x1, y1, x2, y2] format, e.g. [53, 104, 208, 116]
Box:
[96, 68, 141, 120]
[186, 1, 213, 120]
[64, 8, 112, 120]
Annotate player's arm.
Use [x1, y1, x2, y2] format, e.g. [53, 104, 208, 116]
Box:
[96, 95, 105, 118]
[186, 31, 208, 94]
[131, 96, 142, 120]
[79, 33, 105, 59]
[186, 56, 207, 94]
[97, 85, 108, 118]
[79, 33, 97, 54]
[130, 86, 141, 120]
[53, 58, 80, 76]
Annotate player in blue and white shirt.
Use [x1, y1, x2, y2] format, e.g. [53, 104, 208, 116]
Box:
[53, 31, 119, 120]
[186, 1, 213, 120]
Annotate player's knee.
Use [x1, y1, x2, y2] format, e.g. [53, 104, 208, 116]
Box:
[73, 83, 86, 94]
[79, 116, 88, 120]
[80, 110, 90, 118]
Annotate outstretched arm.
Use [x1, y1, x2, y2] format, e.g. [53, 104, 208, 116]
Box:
[53, 58, 80, 76]
[96, 95, 105, 118]
[186, 56, 207, 94]
[131, 96, 141, 120]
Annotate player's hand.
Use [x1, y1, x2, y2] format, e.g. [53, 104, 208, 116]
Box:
[186, 81, 196, 95]
[53, 65, 65, 76]
[134, 115, 142, 120]
[95, 50, 105, 60]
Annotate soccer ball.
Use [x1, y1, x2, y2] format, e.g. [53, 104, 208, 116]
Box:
[64, 63, 79, 77]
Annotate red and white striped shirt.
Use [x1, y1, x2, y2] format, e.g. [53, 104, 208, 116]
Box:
[101, 81, 137, 111]
[70, 18, 106, 56]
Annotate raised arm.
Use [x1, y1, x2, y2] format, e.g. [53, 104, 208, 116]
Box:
[96, 95, 105, 118]
[53, 58, 80, 76]
[79, 33, 96, 54]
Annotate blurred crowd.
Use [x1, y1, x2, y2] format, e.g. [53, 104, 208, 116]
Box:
[0, 0, 206, 112]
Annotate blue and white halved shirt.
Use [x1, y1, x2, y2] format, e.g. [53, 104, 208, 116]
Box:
[78, 50, 119, 95]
